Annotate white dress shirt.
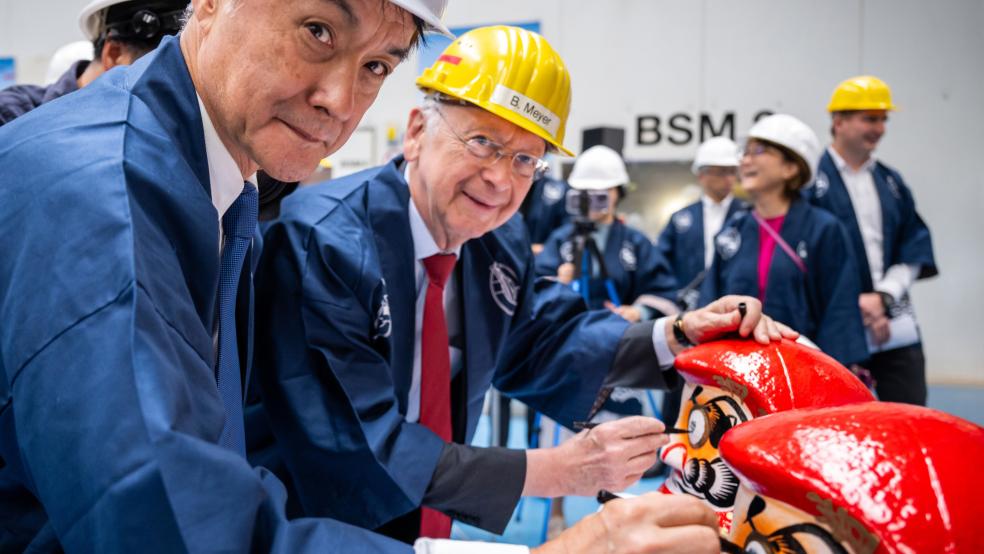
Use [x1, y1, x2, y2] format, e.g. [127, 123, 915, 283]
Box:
[197, 95, 256, 224]
[701, 194, 733, 269]
[827, 147, 917, 300]
[405, 190, 464, 423]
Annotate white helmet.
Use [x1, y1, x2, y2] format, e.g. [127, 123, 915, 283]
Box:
[79, 0, 186, 42]
[45, 41, 93, 85]
[747, 114, 821, 182]
[568, 145, 630, 191]
[691, 136, 739, 174]
[387, 0, 453, 38]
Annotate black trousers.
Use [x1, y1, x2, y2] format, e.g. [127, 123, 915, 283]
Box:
[866, 343, 927, 406]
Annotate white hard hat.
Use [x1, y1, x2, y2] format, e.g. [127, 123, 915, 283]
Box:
[79, 0, 129, 41]
[568, 145, 630, 191]
[692, 136, 739, 174]
[44, 41, 93, 85]
[747, 114, 821, 182]
[387, 0, 453, 38]
[78, 0, 187, 42]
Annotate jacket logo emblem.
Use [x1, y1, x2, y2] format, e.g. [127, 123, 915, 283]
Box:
[559, 240, 575, 263]
[620, 241, 637, 271]
[489, 262, 520, 316]
[373, 292, 392, 339]
[716, 228, 742, 260]
[543, 181, 565, 204]
[813, 171, 830, 198]
[673, 210, 693, 233]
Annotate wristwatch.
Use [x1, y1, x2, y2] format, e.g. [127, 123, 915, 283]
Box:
[673, 313, 694, 348]
[877, 291, 895, 314]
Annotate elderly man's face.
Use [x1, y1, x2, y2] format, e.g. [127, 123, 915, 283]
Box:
[191, 0, 416, 180]
[404, 103, 547, 249]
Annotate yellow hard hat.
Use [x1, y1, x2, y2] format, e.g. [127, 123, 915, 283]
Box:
[416, 25, 574, 156]
[827, 75, 896, 112]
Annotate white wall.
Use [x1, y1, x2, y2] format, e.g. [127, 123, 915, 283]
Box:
[2, 0, 982, 383]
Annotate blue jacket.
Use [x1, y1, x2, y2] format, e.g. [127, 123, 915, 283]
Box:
[806, 150, 938, 292]
[699, 199, 868, 366]
[0, 37, 408, 553]
[254, 159, 663, 533]
[521, 176, 570, 245]
[535, 220, 678, 314]
[656, 198, 746, 309]
[0, 60, 86, 127]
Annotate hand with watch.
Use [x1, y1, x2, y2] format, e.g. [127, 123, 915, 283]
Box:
[667, 295, 798, 355]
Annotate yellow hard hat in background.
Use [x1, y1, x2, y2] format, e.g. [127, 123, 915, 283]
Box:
[416, 25, 574, 156]
[827, 75, 896, 112]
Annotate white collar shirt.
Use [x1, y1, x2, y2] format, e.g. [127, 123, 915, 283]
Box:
[198, 95, 257, 240]
[404, 168, 463, 423]
[701, 194, 733, 269]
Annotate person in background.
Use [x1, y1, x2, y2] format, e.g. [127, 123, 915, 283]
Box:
[701, 114, 868, 367]
[806, 76, 938, 405]
[653, 136, 746, 450]
[256, 25, 787, 550]
[657, 137, 746, 311]
[536, 145, 679, 322]
[521, 172, 570, 255]
[43, 41, 94, 86]
[0, 0, 186, 126]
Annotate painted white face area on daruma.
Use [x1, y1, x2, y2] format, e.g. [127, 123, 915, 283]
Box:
[723, 483, 877, 554]
[659, 382, 752, 527]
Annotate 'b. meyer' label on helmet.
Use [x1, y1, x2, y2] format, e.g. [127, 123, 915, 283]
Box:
[490, 84, 560, 138]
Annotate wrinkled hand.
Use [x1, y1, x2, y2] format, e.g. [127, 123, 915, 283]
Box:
[557, 262, 575, 285]
[559, 417, 667, 497]
[533, 493, 719, 554]
[605, 302, 642, 323]
[858, 292, 886, 325]
[679, 295, 798, 348]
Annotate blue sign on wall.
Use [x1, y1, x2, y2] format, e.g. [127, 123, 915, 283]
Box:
[0, 58, 15, 90]
[417, 22, 541, 75]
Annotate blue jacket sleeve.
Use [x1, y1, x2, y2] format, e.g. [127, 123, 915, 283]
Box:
[889, 170, 938, 279]
[812, 221, 869, 366]
[254, 209, 446, 531]
[492, 260, 638, 427]
[0, 245, 408, 553]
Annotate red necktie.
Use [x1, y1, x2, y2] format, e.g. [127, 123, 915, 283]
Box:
[418, 253, 457, 538]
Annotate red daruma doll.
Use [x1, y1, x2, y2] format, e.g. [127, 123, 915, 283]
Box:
[659, 339, 874, 531]
[719, 402, 984, 553]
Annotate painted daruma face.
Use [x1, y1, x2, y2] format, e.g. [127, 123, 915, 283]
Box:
[658, 339, 876, 533]
[661, 382, 752, 520]
[725, 485, 865, 554]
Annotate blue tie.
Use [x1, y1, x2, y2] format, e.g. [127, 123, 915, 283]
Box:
[216, 183, 257, 456]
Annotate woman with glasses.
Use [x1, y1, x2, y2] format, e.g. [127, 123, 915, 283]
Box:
[700, 114, 868, 367]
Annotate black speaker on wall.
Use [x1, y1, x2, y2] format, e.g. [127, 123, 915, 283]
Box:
[581, 127, 626, 156]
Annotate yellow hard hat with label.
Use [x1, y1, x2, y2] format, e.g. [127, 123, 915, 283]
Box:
[827, 75, 896, 112]
[416, 25, 574, 156]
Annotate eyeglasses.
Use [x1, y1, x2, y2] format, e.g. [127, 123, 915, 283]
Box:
[739, 141, 778, 158]
[433, 104, 549, 180]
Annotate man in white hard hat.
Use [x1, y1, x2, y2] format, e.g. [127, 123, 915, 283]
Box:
[0, 0, 187, 126]
[537, 145, 679, 322]
[0, 1, 482, 552]
[656, 136, 746, 311]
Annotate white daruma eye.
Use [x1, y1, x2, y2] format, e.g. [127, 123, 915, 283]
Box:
[688, 408, 708, 447]
[744, 539, 771, 554]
